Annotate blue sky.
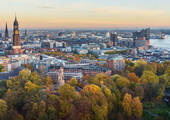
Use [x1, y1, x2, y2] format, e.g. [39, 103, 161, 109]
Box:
[0, 0, 170, 28]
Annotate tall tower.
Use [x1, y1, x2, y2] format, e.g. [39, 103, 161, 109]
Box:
[13, 16, 20, 46]
[5, 22, 9, 41]
[24, 30, 28, 41]
[13, 16, 22, 54]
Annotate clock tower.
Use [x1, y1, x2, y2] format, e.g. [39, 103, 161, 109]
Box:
[13, 16, 22, 54]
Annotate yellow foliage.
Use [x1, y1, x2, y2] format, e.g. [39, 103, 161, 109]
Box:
[25, 81, 39, 92]
[122, 93, 133, 117]
[132, 97, 143, 118]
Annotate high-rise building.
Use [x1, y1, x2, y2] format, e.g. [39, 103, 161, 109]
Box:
[24, 30, 28, 41]
[5, 22, 9, 41]
[0, 33, 2, 40]
[110, 32, 118, 46]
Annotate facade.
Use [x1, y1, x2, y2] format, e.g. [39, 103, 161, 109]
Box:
[107, 55, 125, 72]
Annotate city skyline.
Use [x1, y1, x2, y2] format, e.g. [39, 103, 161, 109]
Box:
[1, 0, 170, 29]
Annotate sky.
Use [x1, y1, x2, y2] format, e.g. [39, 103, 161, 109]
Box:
[0, 0, 170, 29]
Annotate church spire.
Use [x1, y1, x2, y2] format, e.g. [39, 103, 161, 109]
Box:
[14, 15, 18, 26]
[5, 22, 9, 41]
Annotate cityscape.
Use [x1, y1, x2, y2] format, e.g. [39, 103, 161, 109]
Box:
[0, 0, 170, 120]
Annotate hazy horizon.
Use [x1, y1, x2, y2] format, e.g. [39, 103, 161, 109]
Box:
[1, 0, 170, 29]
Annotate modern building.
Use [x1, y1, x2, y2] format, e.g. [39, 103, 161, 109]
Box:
[110, 32, 118, 47]
[133, 28, 150, 49]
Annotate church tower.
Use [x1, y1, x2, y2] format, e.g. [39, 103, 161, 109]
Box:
[13, 16, 22, 54]
[13, 16, 20, 46]
[5, 22, 9, 41]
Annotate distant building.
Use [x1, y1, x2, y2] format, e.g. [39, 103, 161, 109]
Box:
[133, 28, 150, 49]
[0, 33, 2, 40]
[5, 22, 9, 41]
[5, 16, 23, 55]
[107, 55, 125, 72]
[110, 32, 118, 46]
[24, 30, 28, 41]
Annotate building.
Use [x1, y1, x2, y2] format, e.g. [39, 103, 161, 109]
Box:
[5, 16, 23, 55]
[107, 55, 125, 73]
[110, 32, 118, 46]
[13, 16, 22, 54]
[5, 22, 9, 41]
[24, 30, 28, 41]
[133, 28, 150, 49]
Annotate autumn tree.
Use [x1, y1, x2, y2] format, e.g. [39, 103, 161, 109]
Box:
[132, 97, 143, 118]
[134, 59, 147, 77]
[0, 99, 7, 118]
[141, 71, 159, 84]
[116, 76, 130, 89]
[91, 73, 116, 90]
[122, 93, 133, 117]
[127, 72, 140, 83]
[57, 84, 80, 119]
[73, 54, 81, 63]
[122, 93, 143, 118]
[0, 65, 4, 72]
[81, 84, 108, 120]
[67, 78, 78, 87]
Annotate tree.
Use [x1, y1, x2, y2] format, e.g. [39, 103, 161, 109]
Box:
[74, 98, 92, 120]
[92, 73, 115, 90]
[134, 59, 147, 77]
[157, 63, 164, 75]
[127, 72, 140, 83]
[134, 86, 144, 100]
[122, 93, 133, 117]
[25, 81, 39, 92]
[81, 84, 108, 120]
[67, 78, 78, 87]
[0, 99, 7, 118]
[22, 64, 33, 71]
[57, 84, 80, 119]
[116, 77, 130, 89]
[132, 97, 143, 118]
[0, 65, 4, 72]
[141, 71, 159, 84]
[73, 54, 80, 63]
[3, 109, 24, 120]
[0, 80, 7, 98]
